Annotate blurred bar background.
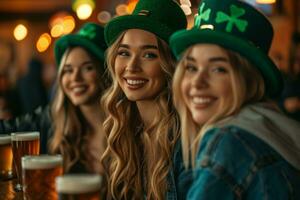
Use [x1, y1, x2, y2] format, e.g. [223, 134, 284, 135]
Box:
[0, 0, 299, 118]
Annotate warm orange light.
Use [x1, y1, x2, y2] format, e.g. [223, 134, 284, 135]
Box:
[49, 13, 75, 37]
[76, 4, 93, 20]
[127, 0, 138, 14]
[51, 24, 64, 38]
[116, 4, 128, 16]
[73, 0, 95, 20]
[62, 16, 76, 34]
[49, 12, 68, 28]
[256, 0, 276, 4]
[13, 24, 28, 41]
[36, 33, 51, 52]
[97, 11, 111, 24]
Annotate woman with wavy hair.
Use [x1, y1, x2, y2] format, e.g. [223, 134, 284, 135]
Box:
[101, 0, 187, 199]
[170, 0, 300, 199]
[49, 25, 109, 173]
[0, 23, 109, 174]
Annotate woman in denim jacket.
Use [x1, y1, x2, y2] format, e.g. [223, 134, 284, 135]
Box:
[170, 0, 300, 199]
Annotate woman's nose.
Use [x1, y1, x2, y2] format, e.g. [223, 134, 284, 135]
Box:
[191, 70, 208, 89]
[71, 69, 82, 81]
[125, 56, 141, 72]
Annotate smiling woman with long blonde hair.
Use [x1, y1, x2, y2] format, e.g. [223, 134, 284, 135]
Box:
[0, 23, 110, 176]
[170, 0, 300, 199]
[101, 0, 187, 199]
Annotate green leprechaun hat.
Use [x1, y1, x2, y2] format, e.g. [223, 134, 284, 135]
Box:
[104, 0, 187, 46]
[54, 23, 107, 67]
[170, 0, 283, 97]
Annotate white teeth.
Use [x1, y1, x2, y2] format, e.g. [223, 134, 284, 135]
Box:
[126, 79, 145, 85]
[73, 87, 86, 93]
[192, 97, 212, 104]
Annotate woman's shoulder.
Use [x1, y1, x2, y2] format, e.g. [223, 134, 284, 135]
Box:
[198, 126, 283, 163]
[196, 126, 286, 181]
[206, 126, 279, 148]
[192, 126, 300, 199]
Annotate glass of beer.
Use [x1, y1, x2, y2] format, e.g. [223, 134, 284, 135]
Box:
[11, 131, 40, 191]
[56, 174, 102, 200]
[22, 155, 63, 200]
[0, 135, 13, 180]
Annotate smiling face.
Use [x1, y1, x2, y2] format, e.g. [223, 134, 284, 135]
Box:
[114, 29, 165, 102]
[180, 44, 233, 126]
[61, 47, 101, 106]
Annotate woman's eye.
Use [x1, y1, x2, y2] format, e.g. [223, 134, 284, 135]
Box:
[62, 67, 72, 74]
[82, 65, 96, 72]
[185, 65, 197, 73]
[211, 66, 228, 73]
[144, 52, 158, 59]
[117, 50, 129, 57]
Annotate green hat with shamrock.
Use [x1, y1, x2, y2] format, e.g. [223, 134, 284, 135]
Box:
[104, 0, 187, 46]
[54, 23, 107, 66]
[170, 0, 283, 97]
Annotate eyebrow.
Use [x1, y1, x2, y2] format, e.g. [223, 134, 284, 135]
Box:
[119, 44, 158, 50]
[64, 60, 93, 67]
[186, 56, 196, 62]
[186, 56, 229, 62]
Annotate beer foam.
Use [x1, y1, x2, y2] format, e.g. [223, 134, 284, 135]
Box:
[11, 132, 40, 141]
[56, 174, 102, 194]
[0, 135, 11, 144]
[22, 155, 63, 169]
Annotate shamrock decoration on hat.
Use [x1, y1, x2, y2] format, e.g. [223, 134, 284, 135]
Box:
[170, 0, 283, 98]
[54, 23, 107, 68]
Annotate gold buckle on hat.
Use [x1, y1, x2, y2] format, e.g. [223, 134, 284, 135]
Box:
[138, 10, 150, 16]
[200, 24, 214, 30]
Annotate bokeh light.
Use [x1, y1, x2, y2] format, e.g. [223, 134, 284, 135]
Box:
[76, 4, 93, 20]
[97, 11, 111, 24]
[36, 33, 51, 52]
[13, 24, 28, 41]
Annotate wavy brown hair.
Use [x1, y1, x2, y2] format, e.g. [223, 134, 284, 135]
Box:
[49, 47, 108, 172]
[172, 45, 266, 168]
[101, 32, 180, 200]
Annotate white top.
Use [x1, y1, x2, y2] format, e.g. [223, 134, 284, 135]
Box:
[215, 103, 300, 170]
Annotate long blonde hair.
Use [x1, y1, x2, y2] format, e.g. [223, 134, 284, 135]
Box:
[49, 47, 108, 172]
[101, 31, 180, 200]
[172, 45, 266, 168]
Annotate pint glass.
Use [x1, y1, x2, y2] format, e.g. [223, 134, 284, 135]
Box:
[11, 131, 40, 191]
[0, 135, 13, 180]
[22, 155, 63, 200]
[56, 174, 102, 200]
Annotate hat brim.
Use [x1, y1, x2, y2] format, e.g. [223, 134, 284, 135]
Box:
[104, 15, 173, 45]
[55, 34, 105, 66]
[170, 29, 283, 97]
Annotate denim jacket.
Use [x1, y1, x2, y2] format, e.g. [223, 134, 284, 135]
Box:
[186, 104, 300, 200]
[167, 140, 193, 200]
